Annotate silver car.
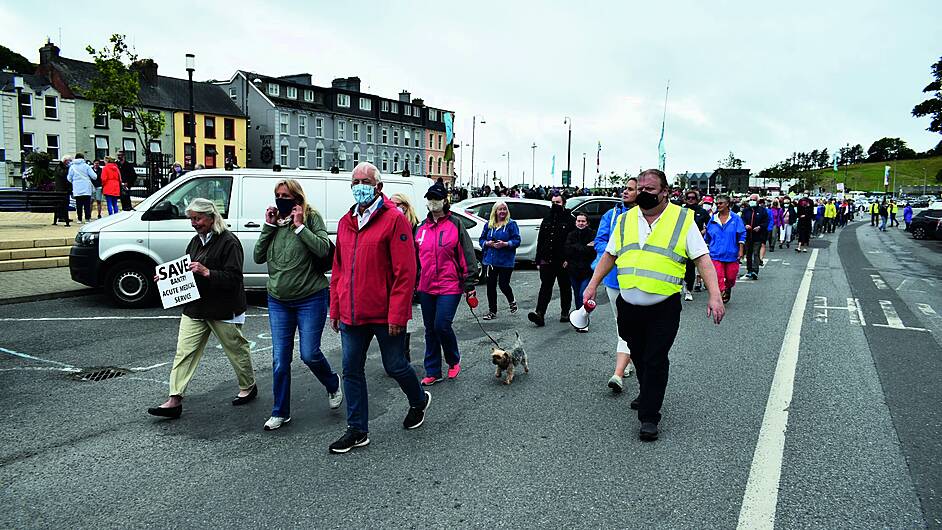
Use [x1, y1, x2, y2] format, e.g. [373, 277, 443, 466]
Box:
[453, 197, 552, 262]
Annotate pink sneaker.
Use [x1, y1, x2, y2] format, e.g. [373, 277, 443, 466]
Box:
[447, 364, 461, 379]
[421, 375, 443, 386]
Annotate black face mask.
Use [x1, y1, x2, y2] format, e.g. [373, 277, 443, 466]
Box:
[635, 191, 661, 210]
[552, 203, 564, 212]
[275, 197, 296, 218]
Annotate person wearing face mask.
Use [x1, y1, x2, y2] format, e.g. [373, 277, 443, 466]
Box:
[593, 180, 638, 392]
[528, 193, 576, 327]
[564, 213, 597, 332]
[778, 197, 795, 249]
[479, 201, 521, 321]
[681, 190, 710, 301]
[390, 193, 421, 361]
[167, 161, 185, 186]
[768, 199, 782, 252]
[254, 179, 341, 432]
[796, 196, 813, 252]
[414, 183, 479, 385]
[704, 194, 745, 303]
[327, 162, 429, 454]
[740, 194, 769, 280]
[584, 169, 725, 442]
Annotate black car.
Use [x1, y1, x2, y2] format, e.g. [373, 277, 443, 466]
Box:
[565, 196, 622, 229]
[907, 209, 942, 240]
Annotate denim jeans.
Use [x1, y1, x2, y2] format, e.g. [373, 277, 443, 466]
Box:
[340, 323, 425, 433]
[268, 290, 339, 418]
[419, 292, 462, 378]
[569, 275, 590, 310]
[105, 195, 119, 215]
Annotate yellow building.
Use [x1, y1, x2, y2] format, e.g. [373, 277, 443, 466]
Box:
[173, 110, 246, 169]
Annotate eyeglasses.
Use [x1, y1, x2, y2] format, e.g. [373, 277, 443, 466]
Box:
[685, 196, 697, 200]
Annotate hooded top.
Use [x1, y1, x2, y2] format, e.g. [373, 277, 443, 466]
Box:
[67, 158, 98, 197]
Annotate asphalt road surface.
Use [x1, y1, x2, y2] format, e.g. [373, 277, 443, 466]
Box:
[1, 218, 939, 529]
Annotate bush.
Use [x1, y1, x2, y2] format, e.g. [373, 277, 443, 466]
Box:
[25, 151, 54, 190]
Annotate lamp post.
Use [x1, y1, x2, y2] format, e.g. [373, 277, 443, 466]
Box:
[13, 75, 27, 184]
[582, 152, 586, 190]
[185, 53, 196, 170]
[501, 151, 510, 186]
[471, 116, 485, 190]
[564, 116, 572, 174]
[530, 142, 537, 187]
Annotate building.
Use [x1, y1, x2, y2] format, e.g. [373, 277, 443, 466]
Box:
[216, 71, 455, 183]
[679, 169, 751, 194]
[0, 71, 76, 186]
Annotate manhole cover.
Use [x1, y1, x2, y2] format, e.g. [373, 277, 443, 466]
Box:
[72, 367, 131, 382]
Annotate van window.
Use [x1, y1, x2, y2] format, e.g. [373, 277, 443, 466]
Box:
[508, 203, 549, 220]
[242, 177, 327, 221]
[158, 177, 232, 218]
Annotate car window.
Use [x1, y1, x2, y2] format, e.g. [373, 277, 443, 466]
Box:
[469, 202, 494, 219]
[509, 203, 549, 220]
[157, 176, 232, 219]
[454, 214, 478, 230]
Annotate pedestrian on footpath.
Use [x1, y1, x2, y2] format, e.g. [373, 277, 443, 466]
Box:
[741, 194, 769, 280]
[594, 181, 638, 392]
[825, 198, 838, 233]
[583, 169, 725, 442]
[870, 200, 879, 226]
[147, 198, 256, 419]
[879, 201, 889, 231]
[796, 196, 813, 252]
[52, 156, 72, 226]
[415, 182, 479, 385]
[101, 156, 122, 216]
[480, 201, 521, 321]
[91, 159, 104, 219]
[116, 152, 136, 211]
[704, 194, 745, 303]
[889, 200, 899, 227]
[563, 212, 597, 327]
[528, 193, 576, 327]
[67, 153, 97, 225]
[681, 190, 710, 301]
[903, 202, 913, 231]
[254, 179, 342, 432]
[327, 162, 430, 454]
[390, 192, 421, 361]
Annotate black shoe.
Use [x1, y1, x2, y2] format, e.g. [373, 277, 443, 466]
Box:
[328, 427, 370, 454]
[527, 312, 545, 327]
[147, 404, 182, 418]
[630, 396, 640, 410]
[559, 314, 569, 323]
[509, 301, 518, 313]
[231, 384, 258, 406]
[403, 391, 431, 429]
[722, 288, 731, 303]
[639, 422, 659, 441]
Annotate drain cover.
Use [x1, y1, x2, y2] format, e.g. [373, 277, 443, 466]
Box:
[72, 367, 131, 382]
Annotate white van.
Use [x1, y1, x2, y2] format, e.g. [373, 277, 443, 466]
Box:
[69, 168, 432, 308]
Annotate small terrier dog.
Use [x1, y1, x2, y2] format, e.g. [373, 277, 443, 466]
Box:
[490, 332, 528, 385]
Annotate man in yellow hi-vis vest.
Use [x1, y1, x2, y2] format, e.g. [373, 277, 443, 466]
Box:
[869, 200, 879, 227]
[584, 169, 725, 442]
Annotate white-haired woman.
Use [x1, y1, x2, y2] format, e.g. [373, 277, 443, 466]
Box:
[147, 198, 257, 419]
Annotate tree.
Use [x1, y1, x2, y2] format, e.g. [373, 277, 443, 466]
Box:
[0, 45, 36, 74]
[912, 56, 942, 134]
[84, 34, 165, 166]
[819, 148, 830, 168]
[717, 151, 744, 169]
[867, 137, 916, 162]
[848, 144, 865, 164]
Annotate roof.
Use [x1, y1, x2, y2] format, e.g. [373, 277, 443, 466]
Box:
[0, 71, 53, 93]
[48, 56, 244, 117]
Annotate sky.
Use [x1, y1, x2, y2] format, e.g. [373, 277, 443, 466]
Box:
[3, 0, 940, 187]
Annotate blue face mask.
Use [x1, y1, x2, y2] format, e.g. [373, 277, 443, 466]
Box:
[352, 184, 376, 206]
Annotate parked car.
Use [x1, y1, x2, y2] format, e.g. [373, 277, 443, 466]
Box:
[907, 209, 942, 240]
[453, 197, 551, 262]
[70, 168, 433, 308]
[565, 196, 622, 229]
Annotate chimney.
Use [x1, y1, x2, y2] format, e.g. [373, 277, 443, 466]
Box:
[331, 76, 361, 92]
[130, 59, 159, 86]
[278, 73, 312, 85]
[39, 40, 60, 66]
[411, 98, 424, 107]
[399, 90, 411, 103]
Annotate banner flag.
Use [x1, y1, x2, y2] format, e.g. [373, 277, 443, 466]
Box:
[443, 112, 455, 163]
[551, 154, 556, 178]
[657, 121, 666, 172]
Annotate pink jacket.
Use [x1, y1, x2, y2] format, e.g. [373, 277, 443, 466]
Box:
[415, 212, 479, 296]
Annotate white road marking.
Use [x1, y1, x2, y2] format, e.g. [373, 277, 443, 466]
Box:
[0, 346, 78, 369]
[917, 303, 938, 318]
[738, 249, 817, 530]
[811, 296, 866, 327]
[873, 300, 928, 332]
[870, 274, 888, 290]
[813, 296, 828, 323]
[129, 362, 171, 372]
[0, 366, 81, 373]
[849, 298, 866, 327]
[0, 314, 268, 322]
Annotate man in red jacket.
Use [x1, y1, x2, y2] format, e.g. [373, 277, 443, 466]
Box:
[327, 162, 431, 454]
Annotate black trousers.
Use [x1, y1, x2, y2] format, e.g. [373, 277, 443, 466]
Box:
[684, 259, 696, 291]
[486, 266, 515, 313]
[120, 189, 132, 211]
[535, 262, 571, 316]
[74, 195, 92, 222]
[871, 213, 878, 226]
[745, 236, 762, 275]
[616, 294, 681, 425]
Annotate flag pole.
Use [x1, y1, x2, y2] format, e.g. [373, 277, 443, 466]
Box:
[658, 80, 669, 172]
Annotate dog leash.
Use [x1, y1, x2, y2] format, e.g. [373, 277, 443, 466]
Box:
[467, 305, 503, 350]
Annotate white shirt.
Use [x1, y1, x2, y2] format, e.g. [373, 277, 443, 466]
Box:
[354, 196, 383, 230]
[605, 206, 709, 306]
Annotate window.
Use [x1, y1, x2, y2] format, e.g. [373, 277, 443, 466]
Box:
[46, 135, 59, 159]
[337, 121, 346, 140]
[381, 101, 390, 113]
[94, 136, 109, 160]
[155, 176, 232, 219]
[122, 110, 135, 131]
[304, 90, 314, 102]
[21, 133, 33, 156]
[359, 98, 371, 111]
[404, 130, 410, 145]
[429, 133, 434, 146]
[404, 104, 412, 116]
[224, 145, 236, 167]
[382, 128, 388, 144]
[337, 144, 347, 170]
[393, 152, 400, 173]
[204, 144, 217, 168]
[298, 115, 307, 136]
[352, 146, 360, 165]
[315, 117, 324, 137]
[123, 138, 137, 164]
[381, 151, 389, 172]
[404, 156, 410, 172]
[286, 86, 297, 99]
[298, 146, 307, 168]
[413, 129, 419, 147]
[204, 116, 216, 139]
[393, 129, 399, 146]
[315, 142, 324, 169]
[367, 147, 375, 164]
[352, 123, 360, 142]
[429, 109, 438, 121]
[509, 203, 551, 220]
[279, 144, 288, 166]
[366, 125, 373, 143]
[183, 113, 195, 136]
[337, 94, 350, 107]
[438, 134, 443, 150]
[437, 157, 442, 174]
[415, 154, 420, 172]
[390, 102, 398, 113]
[428, 156, 434, 173]
[469, 202, 494, 219]
[94, 110, 108, 128]
[413, 107, 421, 117]
[149, 140, 162, 154]
[228, 87, 237, 101]
[18, 92, 32, 117]
[268, 83, 280, 96]
[224, 118, 235, 140]
[279, 112, 289, 134]
[44, 96, 58, 119]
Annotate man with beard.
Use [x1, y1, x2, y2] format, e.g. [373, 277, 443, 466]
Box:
[528, 193, 576, 327]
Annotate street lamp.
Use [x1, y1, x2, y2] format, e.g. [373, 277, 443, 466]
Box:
[186, 53, 196, 170]
[582, 152, 586, 190]
[501, 152, 510, 186]
[564, 116, 572, 175]
[13, 75, 27, 184]
[471, 116, 485, 190]
[530, 142, 537, 187]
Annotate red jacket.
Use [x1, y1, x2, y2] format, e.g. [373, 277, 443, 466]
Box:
[101, 163, 122, 197]
[329, 195, 417, 327]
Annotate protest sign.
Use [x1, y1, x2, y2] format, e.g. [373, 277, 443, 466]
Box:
[155, 256, 201, 309]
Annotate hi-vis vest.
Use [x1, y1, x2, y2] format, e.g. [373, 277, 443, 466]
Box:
[612, 203, 694, 296]
[870, 203, 879, 214]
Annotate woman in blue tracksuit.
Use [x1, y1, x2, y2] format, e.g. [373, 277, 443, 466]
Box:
[479, 201, 521, 320]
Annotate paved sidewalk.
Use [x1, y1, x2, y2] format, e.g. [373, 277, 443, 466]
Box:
[0, 267, 94, 304]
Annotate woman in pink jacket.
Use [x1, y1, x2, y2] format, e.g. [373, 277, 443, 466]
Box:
[414, 183, 479, 385]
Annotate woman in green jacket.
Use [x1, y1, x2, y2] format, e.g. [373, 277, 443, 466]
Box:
[254, 179, 341, 431]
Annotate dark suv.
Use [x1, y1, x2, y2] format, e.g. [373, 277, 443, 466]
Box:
[565, 196, 622, 229]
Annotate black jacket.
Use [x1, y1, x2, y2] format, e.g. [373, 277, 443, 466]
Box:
[535, 206, 576, 265]
[182, 229, 247, 321]
[741, 206, 769, 241]
[118, 160, 137, 187]
[564, 227, 597, 279]
[684, 204, 710, 231]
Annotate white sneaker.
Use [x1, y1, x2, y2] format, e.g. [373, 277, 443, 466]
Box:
[684, 292, 693, 301]
[624, 363, 634, 378]
[607, 374, 624, 393]
[263, 416, 291, 431]
[328, 384, 343, 409]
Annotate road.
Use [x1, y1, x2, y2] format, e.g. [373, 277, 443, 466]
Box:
[0, 218, 939, 528]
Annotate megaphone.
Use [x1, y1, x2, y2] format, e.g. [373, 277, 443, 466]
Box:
[569, 299, 597, 332]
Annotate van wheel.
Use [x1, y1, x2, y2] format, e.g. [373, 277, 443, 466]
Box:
[913, 227, 926, 240]
[105, 259, 156, 308]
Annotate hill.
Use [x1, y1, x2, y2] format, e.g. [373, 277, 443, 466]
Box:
[801, 156, 942, 194]
[0, 45, 35, 74]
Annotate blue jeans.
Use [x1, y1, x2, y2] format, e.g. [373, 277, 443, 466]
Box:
[340, 323, 424, 433]
[268, 290, 338, 418]
[879, 216, 887, 231]
[419, 292, 462, 378]
[105, 195, 119, 215]
[569, 275, 590, 310]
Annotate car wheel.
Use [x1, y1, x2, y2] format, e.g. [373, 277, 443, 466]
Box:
[913, 226, 927, 240]
[105, 259, 157, 308]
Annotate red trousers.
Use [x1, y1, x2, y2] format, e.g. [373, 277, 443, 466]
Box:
[712, 260, 740, 292]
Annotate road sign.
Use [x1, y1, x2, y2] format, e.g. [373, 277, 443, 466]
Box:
[562, 170, 571, 186]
